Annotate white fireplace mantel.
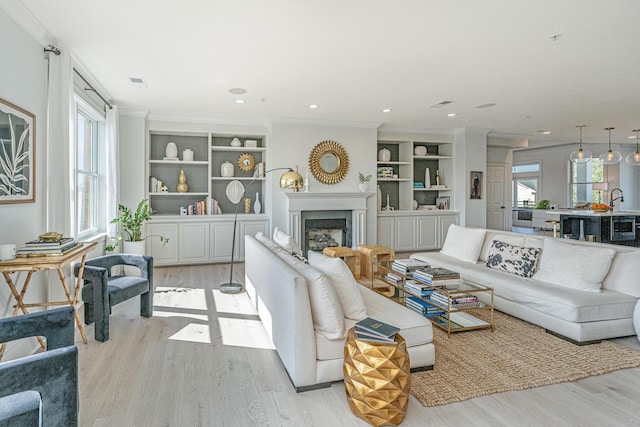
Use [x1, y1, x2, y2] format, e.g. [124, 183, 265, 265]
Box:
[284, 192, 374, 248]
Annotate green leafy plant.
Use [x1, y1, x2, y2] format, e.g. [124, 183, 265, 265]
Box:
[535, 199, 550, 210]
[105, 199, 169, 252]
[359, 172, 372, 183]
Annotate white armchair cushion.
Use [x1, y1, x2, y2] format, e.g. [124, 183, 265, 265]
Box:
[308, 251, 367, 321]
[273, 227, 303, 256]
[440, 224, 486, 263]
[255, 232, 346, 339]
[533, 238, 616, 292]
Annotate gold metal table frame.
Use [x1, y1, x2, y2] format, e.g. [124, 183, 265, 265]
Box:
[0, 242, 97, 358]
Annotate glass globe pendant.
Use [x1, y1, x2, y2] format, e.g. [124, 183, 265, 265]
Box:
[599, 127, 622, 165]
[625, 129, 640, 166]
[569, 125, 592, 163]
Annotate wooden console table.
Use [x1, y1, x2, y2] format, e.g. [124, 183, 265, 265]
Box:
[0, 242, 97, 358]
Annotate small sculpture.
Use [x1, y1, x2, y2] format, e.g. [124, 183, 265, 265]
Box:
[177, 169, 188, 193]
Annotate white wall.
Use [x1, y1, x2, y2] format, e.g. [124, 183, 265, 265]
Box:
[270, 121, 378, 243]
[118, 113, 148, 208]
[454, 128, 489, 227]
[0, 7, 49, 358]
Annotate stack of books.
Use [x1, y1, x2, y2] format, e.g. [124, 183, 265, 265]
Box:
[413, 267, 463, 288]
[405, 296, 446, 318]
[355, 317, 400, 343]
[17, 237, 79, 256]
[413, 182, 425, 189]
[429, 292, 481, 310]
[404, 280, 434, 297]
[392, 259, 430, 278]
[384, 272, 404, 284]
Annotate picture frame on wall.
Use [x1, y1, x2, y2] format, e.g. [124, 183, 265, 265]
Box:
[470, 171, 482, 200]
[0, 98, 36, 204]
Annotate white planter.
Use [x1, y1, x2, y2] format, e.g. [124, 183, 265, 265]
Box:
[122, 240, 146, 276]
[358, 182, 369, 192]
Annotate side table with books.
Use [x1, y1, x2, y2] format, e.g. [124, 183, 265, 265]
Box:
[375, 260, 495, 337]
[343, 317, 410, 427]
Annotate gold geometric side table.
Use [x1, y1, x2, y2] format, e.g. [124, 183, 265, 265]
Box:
[343, 327, 410, 426]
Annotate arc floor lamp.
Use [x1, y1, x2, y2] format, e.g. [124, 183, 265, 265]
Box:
[220, 167, 303, 294]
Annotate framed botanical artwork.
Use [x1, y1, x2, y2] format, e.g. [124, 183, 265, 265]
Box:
[0, 98, 35, 204]
[470, 171, 482, 200]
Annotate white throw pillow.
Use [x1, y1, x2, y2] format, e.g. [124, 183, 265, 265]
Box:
[603, 251, 640, 297]
[273, 226, 303, 256]
[308, 251, 367, 321]
[440, 224, 486, 263]
[533, 239, 616, 292]
[263, 238, 346, 339]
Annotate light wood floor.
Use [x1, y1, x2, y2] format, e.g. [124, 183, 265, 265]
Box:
[76, 263, 640, 427]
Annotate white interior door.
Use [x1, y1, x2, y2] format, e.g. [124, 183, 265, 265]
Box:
[486, 165, 507, 230]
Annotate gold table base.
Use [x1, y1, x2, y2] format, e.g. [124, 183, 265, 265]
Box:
[343, 328, 410, 426]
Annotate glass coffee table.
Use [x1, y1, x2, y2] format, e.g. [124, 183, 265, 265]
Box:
[373, 261, 494, 336]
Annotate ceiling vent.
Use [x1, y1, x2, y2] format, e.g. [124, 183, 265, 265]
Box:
[129, 77, 147, 88]
[430, 101, 453, 109]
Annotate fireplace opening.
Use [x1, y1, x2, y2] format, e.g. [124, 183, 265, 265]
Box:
[301, 210, 352, 256]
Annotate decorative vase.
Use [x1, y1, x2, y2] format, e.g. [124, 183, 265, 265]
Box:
[254, 192, 261, 214]
[177, 169, 188, 193]
[435, 169, 441, 186]
[183, 149, 194, 161]
[231, 137, 242, 147]
[165, 142, 178, 158]
[414, 146, 427, 156]
[221, 161, 234, 177]
[358, 181, 368, 192]
[425, 168, 431, 188]
[122, 241, 146, 276]
[378, 147, 391, 162]
[413, 200, 419, 210]
[244, 197, 251, 214]
[377, 185, 382, 211]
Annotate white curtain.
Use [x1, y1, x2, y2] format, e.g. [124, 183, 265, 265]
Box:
[45, 51, 74, 236]
[105, 106, 120, 239]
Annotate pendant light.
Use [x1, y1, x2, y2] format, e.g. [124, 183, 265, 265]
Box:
[625, 129, 640, 166]
[569, 125, 592, 163]
[599, 127, 622, 165]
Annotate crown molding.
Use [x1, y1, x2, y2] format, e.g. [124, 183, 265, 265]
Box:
[146, 113, 270, 128]
[0, 1, 52, 46]
[269, 117, 381, 129]
[118, 108, 148, 118]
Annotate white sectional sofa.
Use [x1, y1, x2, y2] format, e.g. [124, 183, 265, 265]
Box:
[244, 233, 435, 392]
[411, 225, 640, 344]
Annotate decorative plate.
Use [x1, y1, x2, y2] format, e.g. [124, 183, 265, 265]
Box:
[237, 153, 256, 172]
[225, 180, 245, 204]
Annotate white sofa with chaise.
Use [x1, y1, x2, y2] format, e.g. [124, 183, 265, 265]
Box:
[410, 225, 640, 344]
[244, 233, 435, 392]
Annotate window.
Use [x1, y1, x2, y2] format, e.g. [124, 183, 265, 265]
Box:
[74, 96, 106, 238]
[512, 163, 540, 209]
[570, 159, 605, 206]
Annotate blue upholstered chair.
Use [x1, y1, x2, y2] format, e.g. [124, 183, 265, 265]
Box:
[0, 307, 78, 426]
[74, 254, 153, 342]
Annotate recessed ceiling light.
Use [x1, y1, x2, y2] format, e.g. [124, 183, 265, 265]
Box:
[129, 77, 147, 88]
[534, 130, 551, 135]
[229, 88, 247, 95]
[235, 99, 245, 104]
[476, 103, 496, 109]
[309, 104, 319, 109]
[550, 34, 562, 42]
[629, 135, 636, 139]
[382, 108, 392, 113]
[447, 113, 456, 117]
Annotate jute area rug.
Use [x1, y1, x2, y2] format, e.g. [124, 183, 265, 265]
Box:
[411, 311, 640, 407]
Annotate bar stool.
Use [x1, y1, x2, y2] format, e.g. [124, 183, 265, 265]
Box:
[545, 219, 560, 238]
[356, 245, 395, 279]
[322, 247, 361, 280]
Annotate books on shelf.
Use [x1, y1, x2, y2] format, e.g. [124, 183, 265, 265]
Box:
[429, 292, 481, 309]
[384, 272, 404, 285]
[355, 317, 400, 343]
[404, 280, 434, 297]
[405, 296, 446, 317]
[413, 267, 462, 287]
[182, 198, 208, 215]
[392, 259, 429, 277]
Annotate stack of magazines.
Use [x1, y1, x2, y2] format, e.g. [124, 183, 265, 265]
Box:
[392, 258, 429, 278]
[405, 296, 446, 318]
[17, 237, 79, 256]
[413, 267, 463, 287]
[355, 317, 400, 343]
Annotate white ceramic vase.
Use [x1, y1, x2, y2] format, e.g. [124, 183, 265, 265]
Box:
[254, 192, 261, 214]
[358, 181, 368, 192]
[221, 161, 234, 177]
[165, 142, 178, 158]
[425, 168, 431, 188]
[122, 240, 146, 277]
[231, 137, 242, 147]
[378, 147, 391, 162]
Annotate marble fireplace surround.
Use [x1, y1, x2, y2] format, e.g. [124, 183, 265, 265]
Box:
[284, 192, 374, 250]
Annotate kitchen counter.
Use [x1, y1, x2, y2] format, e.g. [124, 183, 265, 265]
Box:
[544, 209, 640, 217]
[558, 211, 639, 247]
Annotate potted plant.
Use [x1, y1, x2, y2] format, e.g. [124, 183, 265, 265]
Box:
[105, 199, 169, 253]
[358, 172, 372, 192]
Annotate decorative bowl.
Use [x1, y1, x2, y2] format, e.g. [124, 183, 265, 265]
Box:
[39, 231, 63, 242]
[592, 207, 611, 213]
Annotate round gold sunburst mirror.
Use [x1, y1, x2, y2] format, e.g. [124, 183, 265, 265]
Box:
[237, 153, 256, 172]
[309, 140, 349, 185]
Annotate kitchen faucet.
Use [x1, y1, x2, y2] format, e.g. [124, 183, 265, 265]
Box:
[609, 188, 624, 208]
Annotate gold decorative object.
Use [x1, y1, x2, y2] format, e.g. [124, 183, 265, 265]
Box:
[38, 231, 63, 242]
[237, 153, 256, 172]
[309, 140, 349, 185]
[279, 166, 304, 192]
[244, 197, 251, 214]
[343, 328, 410, 427]
[177, 169, 188, 193]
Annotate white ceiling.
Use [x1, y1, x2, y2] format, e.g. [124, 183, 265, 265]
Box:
[12, 0, 640, 146]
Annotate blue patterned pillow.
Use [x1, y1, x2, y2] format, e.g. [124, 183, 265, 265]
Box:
[486, 240, 541, 278]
